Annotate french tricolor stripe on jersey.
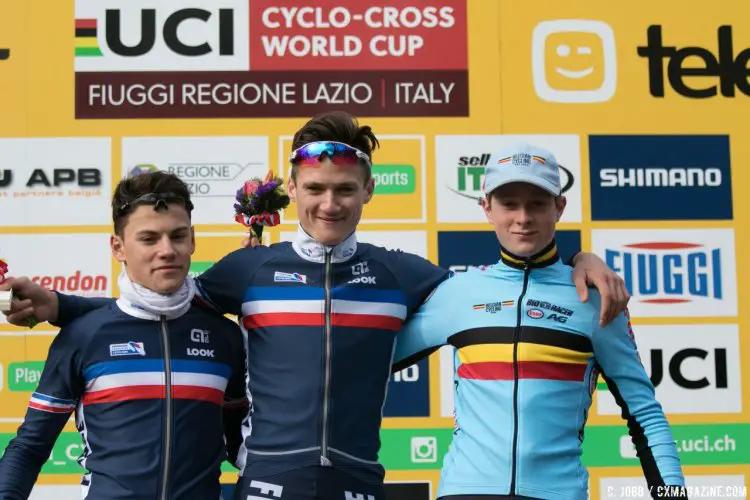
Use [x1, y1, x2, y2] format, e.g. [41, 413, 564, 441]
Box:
[242, 286, 407, 331]
[29, 392, 77, 413]
[82, 359, 230, 406]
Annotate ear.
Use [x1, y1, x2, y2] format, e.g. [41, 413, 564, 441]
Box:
[555, 195, 567, 221]
[363, 176, 375, 204]
[189, 226, 196, 256]
[111, 234, 126, 264]
[287, 177, 297, 203]
[481, 196, 493, 222]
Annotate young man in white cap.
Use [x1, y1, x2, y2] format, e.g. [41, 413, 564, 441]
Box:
[392, 143, 686, 500]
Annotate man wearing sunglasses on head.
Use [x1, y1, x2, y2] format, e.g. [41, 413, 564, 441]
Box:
[0, 172, 247, 499]
[2, 111, 629, 500]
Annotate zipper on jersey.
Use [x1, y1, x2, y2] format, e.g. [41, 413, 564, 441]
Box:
[320, 250, 333, 466]
[509, 263, 530, 496]
[159, 316, 174, 500]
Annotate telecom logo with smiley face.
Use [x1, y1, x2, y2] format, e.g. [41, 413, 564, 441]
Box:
[532, 20, 617, 103]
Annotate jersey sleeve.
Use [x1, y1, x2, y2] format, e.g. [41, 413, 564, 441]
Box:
[392, 277, 458, 372]
[591, 305, 686, 497]
[222, 323, 249, 468]
[0, 326, 84, 498]
[54, 293, 114, 328]
[386, 250, 451, 313]
[195, 247, 272, 317]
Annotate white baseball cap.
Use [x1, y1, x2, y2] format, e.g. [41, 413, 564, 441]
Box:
[483, 143, 562, 197]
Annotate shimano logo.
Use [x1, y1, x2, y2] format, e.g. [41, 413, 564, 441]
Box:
[187, 348, 214, 358]
[600, 168, 722, 187]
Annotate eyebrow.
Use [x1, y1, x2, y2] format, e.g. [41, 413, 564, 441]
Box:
[303, 181, 359, 189]
[135, 226, 190, 237]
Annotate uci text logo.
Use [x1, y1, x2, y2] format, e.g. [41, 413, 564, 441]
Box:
[638, 25, 750, 98]
[74, 0, 249, 72]
[532, 20, 617, 103]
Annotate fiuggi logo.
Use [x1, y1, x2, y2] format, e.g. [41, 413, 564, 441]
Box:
[26, 271, 108, 292]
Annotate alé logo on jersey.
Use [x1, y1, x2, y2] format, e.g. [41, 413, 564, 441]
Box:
[592, 229, 737, 318]
[74, 0, 250, 72]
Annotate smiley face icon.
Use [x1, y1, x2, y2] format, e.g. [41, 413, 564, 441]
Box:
[532, 20, 617, 103]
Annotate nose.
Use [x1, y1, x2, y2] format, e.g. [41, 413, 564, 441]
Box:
[516, 207, 533, 226]
[156, 235, 176, 259]
[319, 190, 337, 213]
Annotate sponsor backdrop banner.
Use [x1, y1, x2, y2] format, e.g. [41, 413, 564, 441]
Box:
[0, 0, 747, 498]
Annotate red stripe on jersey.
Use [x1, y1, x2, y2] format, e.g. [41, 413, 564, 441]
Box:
[28, 402, 74, 413]
[243, 313, 403, 331]
[458, 361, 587, 381]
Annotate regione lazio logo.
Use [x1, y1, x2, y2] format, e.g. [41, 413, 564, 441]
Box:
[592, 228, 737, 317]
[532, 20, 617, 103]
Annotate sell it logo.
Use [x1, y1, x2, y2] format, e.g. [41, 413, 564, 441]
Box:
[532, 20, 617, 103]
[638, 25, 750, 98]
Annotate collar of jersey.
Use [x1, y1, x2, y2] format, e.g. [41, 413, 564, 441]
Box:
[292, 224, 358, 264]
[499, 240, 559, 270]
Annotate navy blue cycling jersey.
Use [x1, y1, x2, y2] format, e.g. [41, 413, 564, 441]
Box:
[0, 298, 246, 500]
[49, 228, 448, 485]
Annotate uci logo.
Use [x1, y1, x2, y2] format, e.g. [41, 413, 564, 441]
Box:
[74, 1, 249, 72]
[103, 8, 235, 57]
[187, 347, 214, 358]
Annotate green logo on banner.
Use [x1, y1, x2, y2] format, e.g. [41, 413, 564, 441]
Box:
[379, 428, 454, 470]
[0, 432, 239, 474]
[582, 423, 749, 466]
[8, 362, 45, 392]
[0, 432, 85, 474]
[188, 261, 215, 279]
[372, 165, 416, 194]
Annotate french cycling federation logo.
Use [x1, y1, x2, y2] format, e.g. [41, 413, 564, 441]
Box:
[110, 341, 146, 357]
[274, 271, 307, 284]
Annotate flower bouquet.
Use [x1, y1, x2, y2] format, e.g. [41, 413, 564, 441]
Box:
[234, 171, 290, 240]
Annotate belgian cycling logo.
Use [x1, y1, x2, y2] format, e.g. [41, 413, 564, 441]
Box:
[109, 341, 146, 357]
[472, 300, 514, 313]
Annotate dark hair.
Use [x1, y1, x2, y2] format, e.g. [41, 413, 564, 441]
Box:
[290, 110, 379, 183]
[112, 171, 193, 236]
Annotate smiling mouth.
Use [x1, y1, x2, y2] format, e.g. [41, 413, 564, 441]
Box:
[555, 67, 594, 79]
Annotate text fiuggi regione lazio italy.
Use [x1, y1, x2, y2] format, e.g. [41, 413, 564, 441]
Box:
[0, 0, 748, 499]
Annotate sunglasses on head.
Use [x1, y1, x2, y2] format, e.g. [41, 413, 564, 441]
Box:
[289, 141, 371, 168]
[116, 192, 194, 218]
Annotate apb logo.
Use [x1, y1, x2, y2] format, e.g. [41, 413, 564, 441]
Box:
[638, 25, 750, 98]
[596, 325, 741, 414]
[589, 135, 732, 221]
[74, 0, 250, 72]
[592, 229, 737, 317]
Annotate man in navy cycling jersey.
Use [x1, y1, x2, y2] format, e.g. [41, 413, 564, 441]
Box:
[0, 172, 247, 499]
[1, 112, 630, 500]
